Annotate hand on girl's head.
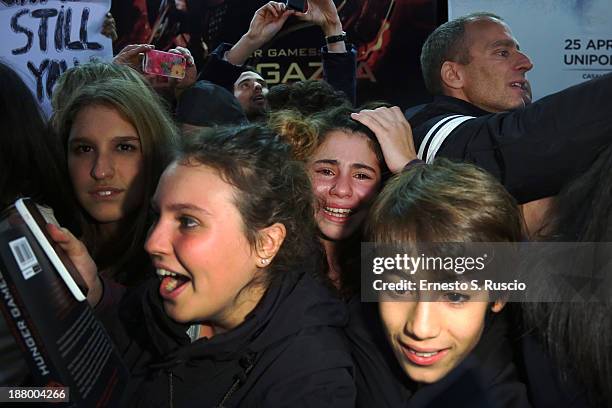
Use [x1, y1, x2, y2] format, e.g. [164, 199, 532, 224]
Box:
[351, 106, 417, 174]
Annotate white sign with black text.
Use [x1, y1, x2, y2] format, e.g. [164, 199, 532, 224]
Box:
[0, 0, 112, 115]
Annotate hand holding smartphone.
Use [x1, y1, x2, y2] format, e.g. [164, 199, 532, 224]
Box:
[286, 0, 306, 12]
[142, 49, 187, 79]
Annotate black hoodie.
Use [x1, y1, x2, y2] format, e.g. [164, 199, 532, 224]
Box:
[104, 268, 356, 407]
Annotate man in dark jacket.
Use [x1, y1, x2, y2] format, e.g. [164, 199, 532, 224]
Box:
[408, 12, 612, 204]
[200, 0, 356, 121]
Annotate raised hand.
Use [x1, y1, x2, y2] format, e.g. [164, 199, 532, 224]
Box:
[294, 0, 343, 36]
[226, 2, 295, 66]
[167, 46, 197, 95]
[246, 2, 295, 45]
[113, 43, 155, 70]
[351, 106, 417, 174]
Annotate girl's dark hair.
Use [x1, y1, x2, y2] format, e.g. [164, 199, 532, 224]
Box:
[178, 125, 322, 284]
[523, 143, 612, 406]
[541, 143, 612, 241]
[0, 61, 76, 229]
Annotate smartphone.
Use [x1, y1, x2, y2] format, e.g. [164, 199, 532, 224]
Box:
[142, 49, 187, 79]
[286, 0, 305, 12]
[14, 198, 88, 301]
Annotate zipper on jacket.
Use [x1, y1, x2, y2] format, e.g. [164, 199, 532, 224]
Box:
[168, 370, 174, 408]
[215, 352, 257, 408]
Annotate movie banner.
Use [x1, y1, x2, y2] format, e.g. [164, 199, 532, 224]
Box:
[449, 0, 612, 101]
[255, 0, 440, 109]
[108, 0, 443, 109]
[0, 0, 113, 116]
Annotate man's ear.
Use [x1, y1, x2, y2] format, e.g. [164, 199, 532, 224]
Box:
[440, 61, 465, 90]
[255, 223, 286, 266]
[490, 299, 506, 313]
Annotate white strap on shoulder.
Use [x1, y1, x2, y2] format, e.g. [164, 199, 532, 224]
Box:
[417, 115, 475, 164]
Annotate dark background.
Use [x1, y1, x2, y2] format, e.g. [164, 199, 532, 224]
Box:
[111, 0, 450, 109]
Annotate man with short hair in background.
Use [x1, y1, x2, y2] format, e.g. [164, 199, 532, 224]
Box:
[408, 13, 611, 214]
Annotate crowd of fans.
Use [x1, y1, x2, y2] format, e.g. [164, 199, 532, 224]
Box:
[1, 1, 611, 407]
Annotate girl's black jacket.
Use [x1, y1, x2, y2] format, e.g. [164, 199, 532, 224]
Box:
[99, 268, 356, 407]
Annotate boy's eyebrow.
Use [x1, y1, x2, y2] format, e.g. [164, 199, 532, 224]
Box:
[386, 270, 413, 280]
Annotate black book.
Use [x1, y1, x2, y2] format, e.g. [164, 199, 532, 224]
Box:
[0, 198, 129, 406]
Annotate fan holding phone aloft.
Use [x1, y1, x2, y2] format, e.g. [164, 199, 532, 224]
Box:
[286, 0, 306, 12]
[224, 0, 347, 70]
[194, 0, 355, 122]
[143, 49, 187, 79]
[113, 44, 198, 100]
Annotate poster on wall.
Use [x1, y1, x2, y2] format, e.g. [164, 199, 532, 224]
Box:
[448, 0, 612, 102]
[206, 0, 442, 109]
[0, 0, 113, 116]
[257, 0, 441, 109]
[113, 0, 443, 110]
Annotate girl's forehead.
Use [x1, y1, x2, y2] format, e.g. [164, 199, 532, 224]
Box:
[313, 131, 381, 167]
[317, 130, 375, 153]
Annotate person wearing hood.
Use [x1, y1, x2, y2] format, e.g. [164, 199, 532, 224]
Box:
[49, 125, 355, 407]
[175, 80, 248, 135]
